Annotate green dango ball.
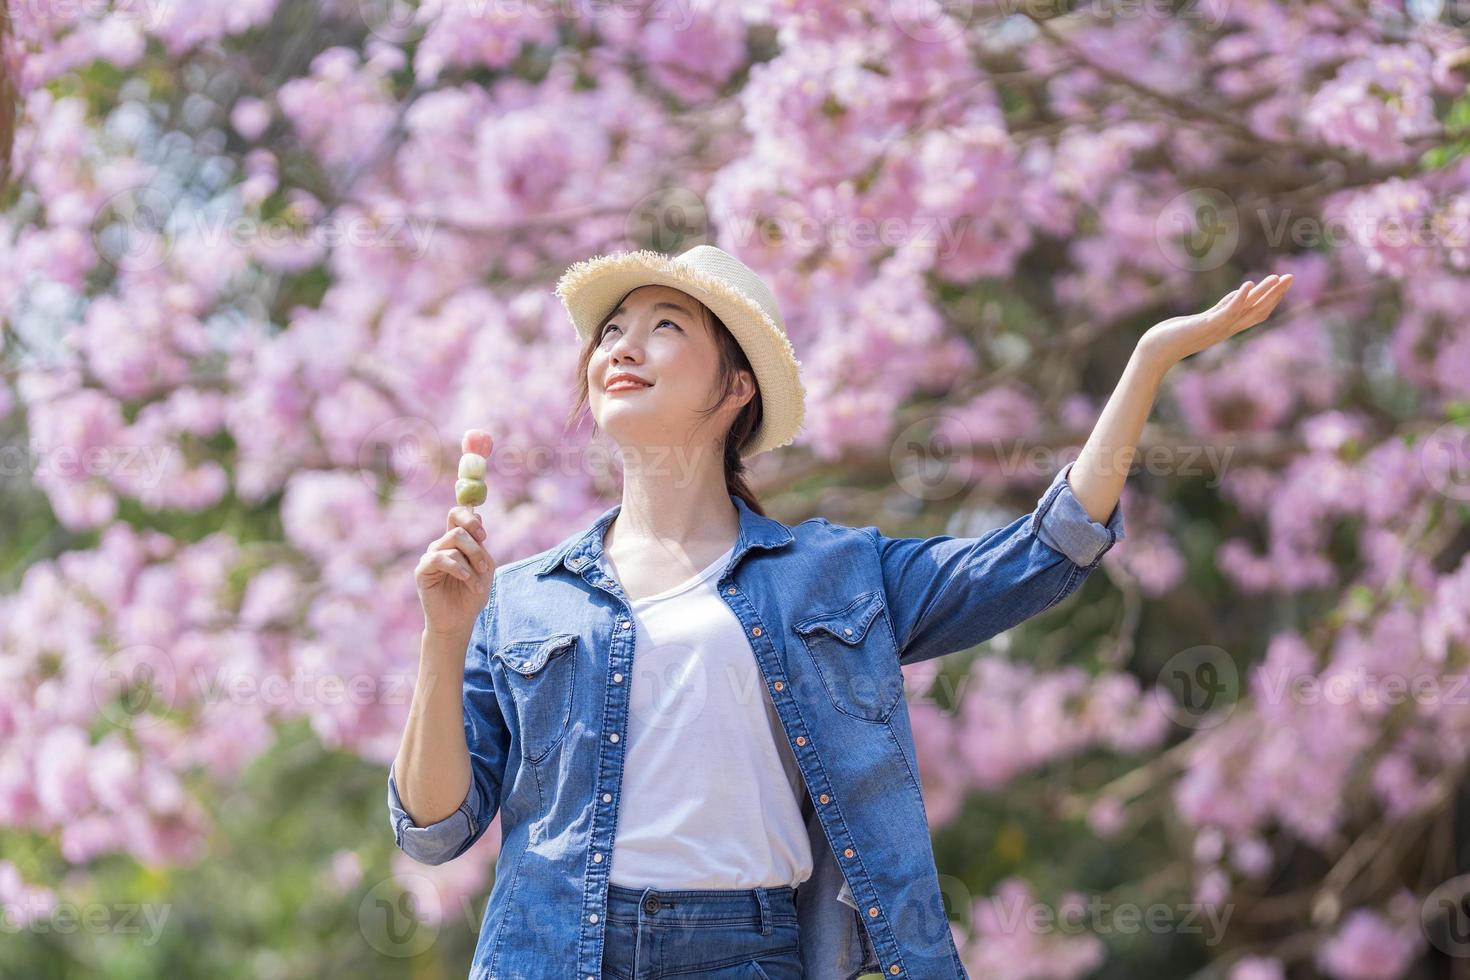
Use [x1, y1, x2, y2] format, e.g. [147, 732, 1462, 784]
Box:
[455, 478, 487, 507]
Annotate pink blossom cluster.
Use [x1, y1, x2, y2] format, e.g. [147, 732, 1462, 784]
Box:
[907, 657, 1171, 827]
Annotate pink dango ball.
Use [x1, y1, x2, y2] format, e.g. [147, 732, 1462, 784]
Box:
[461, 429, 493, 457]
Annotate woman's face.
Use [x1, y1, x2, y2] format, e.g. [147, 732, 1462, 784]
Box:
[588, 284, 749, 459]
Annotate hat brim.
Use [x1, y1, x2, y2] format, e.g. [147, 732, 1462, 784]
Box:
[556, 249, 806, 458]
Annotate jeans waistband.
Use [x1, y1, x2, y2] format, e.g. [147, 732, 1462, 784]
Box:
[605, 882, 798, 928]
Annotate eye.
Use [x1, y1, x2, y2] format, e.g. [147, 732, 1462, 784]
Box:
[601, 319, 680, 339]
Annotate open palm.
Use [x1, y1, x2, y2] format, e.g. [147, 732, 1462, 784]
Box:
[1142, 274, 1296, 368]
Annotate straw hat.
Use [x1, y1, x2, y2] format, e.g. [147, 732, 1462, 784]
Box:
[555, 243, 807, 458]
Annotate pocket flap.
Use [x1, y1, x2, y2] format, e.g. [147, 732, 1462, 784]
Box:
[792, 591, 885, 645]
[495, 633, 576, 676]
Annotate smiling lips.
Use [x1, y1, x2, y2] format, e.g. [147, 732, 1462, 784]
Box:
[606, 375, 653, 393]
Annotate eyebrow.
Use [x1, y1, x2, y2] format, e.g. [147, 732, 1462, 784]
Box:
[604, 301, 696, 325]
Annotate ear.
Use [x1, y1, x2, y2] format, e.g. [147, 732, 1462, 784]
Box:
[735, 369, 758, 411]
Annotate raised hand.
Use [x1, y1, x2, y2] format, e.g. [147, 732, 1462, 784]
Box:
[1140, 274, 1295, 369]
[414, 429, 497, 637]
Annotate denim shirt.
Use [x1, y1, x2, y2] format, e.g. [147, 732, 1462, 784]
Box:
[387, 460, 1125, 979]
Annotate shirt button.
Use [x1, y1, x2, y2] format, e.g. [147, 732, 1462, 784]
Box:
[751, 627, 762, 637]
[844, 848, 854, 858]
[620, 620, 632, 629]
[613, 672, 623, 683]
[588, 913, 598, 923]
[570, 558, 581, 567]
[609, 733, 619, 742]
[773, 680, 784, 691]
[795, 736, 806, 746]
[819, 793, 830, 804]
[726, 587, 736, 594]
[868, 906, 878, 917]
[603, 793, 612, 802]
[593, 852, 603, 863]
[844, 627, 854, 636]
[889, 966, 900, 975]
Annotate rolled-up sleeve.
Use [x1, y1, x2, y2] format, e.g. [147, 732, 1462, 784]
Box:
[867, 459, 1125, 668]
[387, 596, 510, 865]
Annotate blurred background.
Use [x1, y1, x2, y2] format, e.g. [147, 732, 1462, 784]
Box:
[3, 1, 1470, 978]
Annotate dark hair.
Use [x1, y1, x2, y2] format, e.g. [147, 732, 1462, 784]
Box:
[564, 290, 767, 516]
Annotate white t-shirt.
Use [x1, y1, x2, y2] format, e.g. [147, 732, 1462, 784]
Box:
[605, 544, 814, 891]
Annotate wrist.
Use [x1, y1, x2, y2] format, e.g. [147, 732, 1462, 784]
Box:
[421, 624, 473, 652]
[1130, 338, 1175, 383]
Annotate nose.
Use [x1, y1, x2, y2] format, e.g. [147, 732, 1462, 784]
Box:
[607, 330, 643, 366]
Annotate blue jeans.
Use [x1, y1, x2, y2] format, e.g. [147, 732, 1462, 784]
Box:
[599, 882, 803, 979]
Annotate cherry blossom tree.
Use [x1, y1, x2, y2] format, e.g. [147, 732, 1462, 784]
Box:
[3, 0, 1469, 976]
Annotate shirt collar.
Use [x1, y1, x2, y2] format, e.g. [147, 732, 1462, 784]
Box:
[534, 493, 795, 578]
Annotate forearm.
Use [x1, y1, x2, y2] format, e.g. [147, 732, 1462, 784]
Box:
[392, 628, 474, 827]
[1066, 345, 1171, 525]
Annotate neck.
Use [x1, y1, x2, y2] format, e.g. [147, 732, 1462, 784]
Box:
[606, 440, 739, 552]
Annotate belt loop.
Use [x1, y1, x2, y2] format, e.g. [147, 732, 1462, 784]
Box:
[755, 886, 771, 935]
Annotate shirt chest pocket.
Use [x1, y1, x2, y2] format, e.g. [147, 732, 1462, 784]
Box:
[491, 633, 578, 764]
[791, 590, 904, 724]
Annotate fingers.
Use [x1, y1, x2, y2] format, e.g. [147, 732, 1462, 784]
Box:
[446, 504, 486, 543]
[1242, 273, 1294, 307]
[424, 549, 474, 583]
[443, 524, 493, 574]
[1244, 274, 1293, 314]
[1226, 274, 1295, 336]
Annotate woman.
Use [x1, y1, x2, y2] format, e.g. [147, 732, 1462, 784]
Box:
[388, 244, 1293, 980]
